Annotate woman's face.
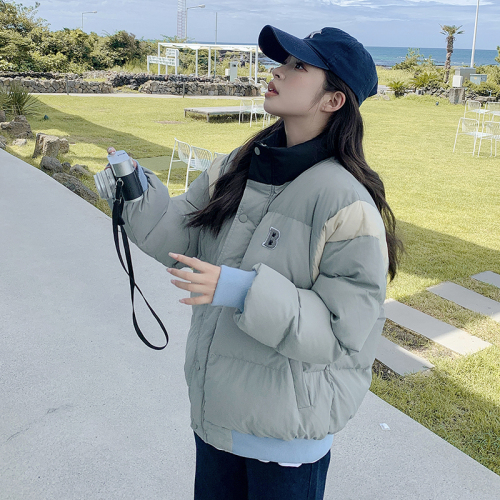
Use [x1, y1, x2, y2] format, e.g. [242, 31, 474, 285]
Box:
[264, 56, 327, 120]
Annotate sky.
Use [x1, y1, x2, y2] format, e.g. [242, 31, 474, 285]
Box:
[33, 0, 499, 51]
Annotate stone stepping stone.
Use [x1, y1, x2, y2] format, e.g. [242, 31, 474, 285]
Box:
[376, 336, 434, 376]
[428, 282, 500, 323]
[384, 299, 491, 355]
[472, 271, 500, 289]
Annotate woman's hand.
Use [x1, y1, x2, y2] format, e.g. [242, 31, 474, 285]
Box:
[167, 252, 221, 305]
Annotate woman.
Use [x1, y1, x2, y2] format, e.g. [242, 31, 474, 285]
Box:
[115, 25, 401, 500]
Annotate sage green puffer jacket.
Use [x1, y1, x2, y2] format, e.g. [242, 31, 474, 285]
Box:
[121, 152, 388, 453]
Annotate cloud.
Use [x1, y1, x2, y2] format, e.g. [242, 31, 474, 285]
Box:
[34, 0, 499, 50]
[406, 0, 490, 5]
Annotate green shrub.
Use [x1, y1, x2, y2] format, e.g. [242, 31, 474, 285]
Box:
[411, 71, 442, 90]
[475, 65, 500, 86]
[476, 81, 500, 98]
[464, 79, 500, 98]
[388, 80, 408, 97]
[393, 48, 434, 71]
[0, 82, 40, 117]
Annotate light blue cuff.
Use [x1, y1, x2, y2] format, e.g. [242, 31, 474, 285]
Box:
[212, 266, 256, 311]
[231, 431, 333, 464]
[136, 163, 149, 192]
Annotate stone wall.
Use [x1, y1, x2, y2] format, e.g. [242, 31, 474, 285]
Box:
[0, 71, 261, 96]
[0, 76, 113, 94]
[140, 80, 259, 97]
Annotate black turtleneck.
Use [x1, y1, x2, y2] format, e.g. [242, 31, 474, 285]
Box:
[247, 126, 331, 186]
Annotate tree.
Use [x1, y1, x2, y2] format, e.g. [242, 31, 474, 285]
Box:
[496, 46, 500, 65]
[0, 1, 47, 35]
[440, 24, 464, 83]
[392, 48, 434, 71]
[104, 30, 152, 67]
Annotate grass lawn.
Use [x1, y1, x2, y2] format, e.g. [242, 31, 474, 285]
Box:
[6, 92, 500, 475]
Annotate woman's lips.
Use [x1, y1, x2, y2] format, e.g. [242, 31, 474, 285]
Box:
[265, 81, 279, 97]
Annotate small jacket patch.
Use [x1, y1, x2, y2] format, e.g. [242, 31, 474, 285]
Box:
[262, 227, 280, 249]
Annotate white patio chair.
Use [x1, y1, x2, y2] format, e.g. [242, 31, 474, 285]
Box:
[186, 145, 214, 192]
[167, 138, 194, 191]
[485, 101, 500, 122]
[453, 117, 483, 155]
[478, 121, 500, 157]
[239, 99, 252, 124]
[464, 100, 488, 123]
[250, 98, 267, 127]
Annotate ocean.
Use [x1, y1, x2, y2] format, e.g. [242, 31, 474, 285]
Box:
[259, 47, 498, 68]
[366, 46, 498, 68]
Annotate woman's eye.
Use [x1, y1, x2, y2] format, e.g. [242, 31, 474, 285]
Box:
[294, 62, 305, 70]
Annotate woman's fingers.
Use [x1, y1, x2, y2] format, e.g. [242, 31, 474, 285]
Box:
[181, 295, 213, 306]
[170, 278, 207, 293]
[107, 147, 137, 168]
[169, 252, 208, 271]
[167, 252, 221, 305]
[168, 267, 203, 284]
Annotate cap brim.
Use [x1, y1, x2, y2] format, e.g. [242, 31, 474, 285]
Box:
[258, 25, 328, 70]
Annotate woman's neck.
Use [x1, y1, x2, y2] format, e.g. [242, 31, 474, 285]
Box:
[283, 116, 328, 147]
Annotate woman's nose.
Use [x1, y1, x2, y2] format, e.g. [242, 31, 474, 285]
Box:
[272, 66, 283, 79]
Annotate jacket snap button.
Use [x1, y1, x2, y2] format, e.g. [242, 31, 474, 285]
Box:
[254, 147, 260, 155]
[239, 214, 248, 223]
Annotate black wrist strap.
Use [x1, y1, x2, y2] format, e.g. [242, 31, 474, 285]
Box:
[112, 179, 169, 350]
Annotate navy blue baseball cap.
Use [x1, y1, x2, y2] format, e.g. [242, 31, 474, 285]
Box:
[258, 25, 378, 105]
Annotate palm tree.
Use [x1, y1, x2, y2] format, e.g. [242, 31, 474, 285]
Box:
[440, 25, 464, 83]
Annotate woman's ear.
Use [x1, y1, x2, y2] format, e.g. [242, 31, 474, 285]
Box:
[322, 91, 346, 113]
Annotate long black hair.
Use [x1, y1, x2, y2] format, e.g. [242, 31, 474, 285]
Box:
[188, 70, 403, 280]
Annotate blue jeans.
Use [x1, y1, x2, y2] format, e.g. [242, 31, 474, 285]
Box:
[194, 433, 330, 500]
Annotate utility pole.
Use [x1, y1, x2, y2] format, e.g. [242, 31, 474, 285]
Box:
[470, 0, 480, 68]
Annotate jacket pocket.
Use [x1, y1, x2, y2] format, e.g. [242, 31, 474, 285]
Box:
[289, 359, 311, 409]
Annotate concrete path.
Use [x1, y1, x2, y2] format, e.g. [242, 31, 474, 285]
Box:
[473, 271, 500, 289]
[376, 336, 434, 376]
[2, 150, 500, 499]
[385, 298, 491, 355]
[429, 282, 500, 323]
[39, 85, 390, 101]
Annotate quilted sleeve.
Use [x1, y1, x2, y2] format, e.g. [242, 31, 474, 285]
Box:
[234, 200, 388, 364]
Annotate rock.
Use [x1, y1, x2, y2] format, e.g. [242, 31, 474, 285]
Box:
[52, 173, 98, 205]
[12, 138, 27, 146]
[42, 136, 60, 157]
[69, 164, 92, 178]
[0, 134, 7, 148]
[0, 109, 5, 121]
[40, 156, 63, 175]
[61, 162, 71, 173]
[59, 138, 69, 154]
[7, 115, 33, 139]
[33, 133, 63, 158]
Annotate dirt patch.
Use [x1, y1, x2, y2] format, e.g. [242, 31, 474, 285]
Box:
[372, 359, 401, 380]
[382, 319, 457, 360]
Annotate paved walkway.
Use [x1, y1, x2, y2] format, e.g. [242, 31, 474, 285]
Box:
[38, 85, 390, 100]
[1, 150, 500, 499]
